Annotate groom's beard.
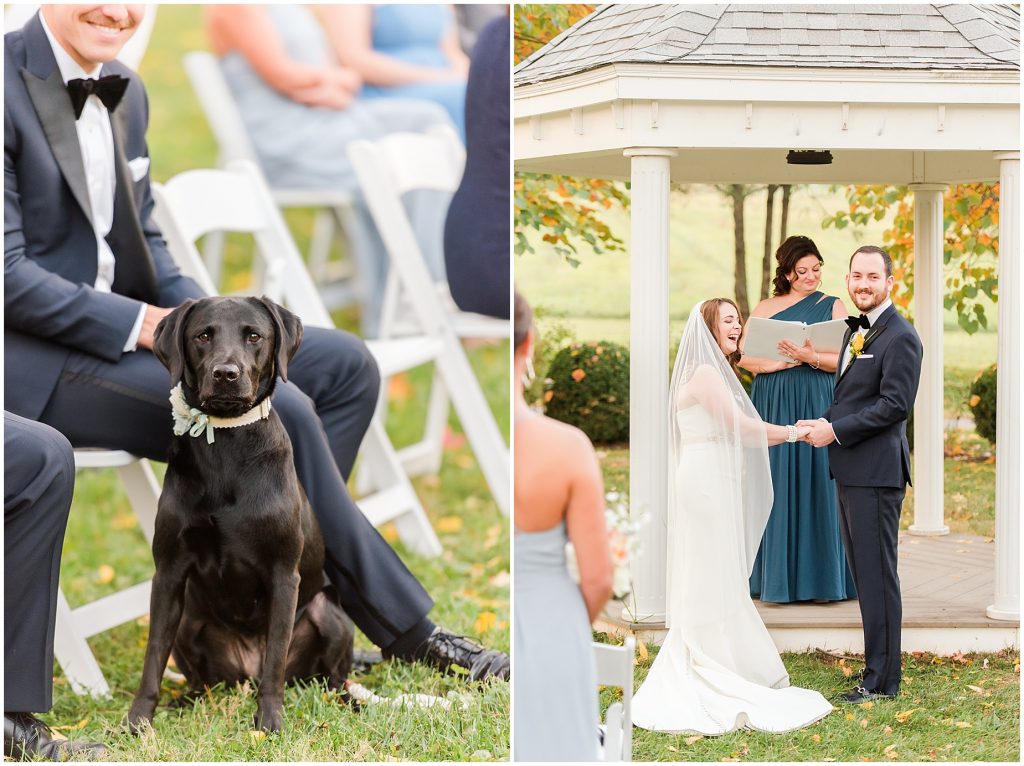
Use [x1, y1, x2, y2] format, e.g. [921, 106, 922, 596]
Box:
[851, 287, 888, 312]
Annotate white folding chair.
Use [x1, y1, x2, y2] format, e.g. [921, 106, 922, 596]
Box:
[151, 160, 443, 557]
[347, 129, 510, 513]
[182, 50, 359, 307]
[5, 5, 157, 71]
[54, 450, 160, 697]
[593, 637, 635, 762]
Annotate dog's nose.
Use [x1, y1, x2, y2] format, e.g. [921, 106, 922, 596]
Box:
[212, 364, 240, 383]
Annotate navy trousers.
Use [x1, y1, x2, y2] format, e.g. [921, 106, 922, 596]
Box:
[836, 483, 905, 695]
[4, 413, 76, 712]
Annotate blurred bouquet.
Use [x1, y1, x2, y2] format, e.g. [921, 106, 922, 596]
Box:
[566, 491, 647, 600]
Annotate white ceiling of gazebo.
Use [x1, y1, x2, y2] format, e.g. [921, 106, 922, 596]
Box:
[514, 4, 1020, 184]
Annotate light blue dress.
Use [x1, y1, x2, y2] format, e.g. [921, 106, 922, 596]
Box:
[218, 5, 455, 336]
[514, 521, 598, 762]
[361, 4, 467, 140]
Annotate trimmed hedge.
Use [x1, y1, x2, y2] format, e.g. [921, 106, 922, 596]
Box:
[969, 364, 997, 445]
[545, 341, 630, 443]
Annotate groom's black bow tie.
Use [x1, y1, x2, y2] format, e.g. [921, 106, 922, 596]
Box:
[845, 314, 871, 332]
[66, 75, 129, 119]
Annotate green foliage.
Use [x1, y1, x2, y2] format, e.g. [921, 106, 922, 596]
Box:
[822, 183, 999, 334]
[524, 309, 579, 406]
[969, 364, 998, 445]
[545, 341, 630, 443]
[513, 5, 629, 267]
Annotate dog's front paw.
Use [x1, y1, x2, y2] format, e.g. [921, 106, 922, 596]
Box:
[125, 706, 154, 736]
[254, 701, 284, 733]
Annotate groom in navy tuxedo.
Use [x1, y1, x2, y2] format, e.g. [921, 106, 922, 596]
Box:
[798, 245, 923, 702]
[4, 6, 506, 757]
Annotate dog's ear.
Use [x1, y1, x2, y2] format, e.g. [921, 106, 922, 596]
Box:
[255, 296, 303, 383]
[153, 300, 199, 387]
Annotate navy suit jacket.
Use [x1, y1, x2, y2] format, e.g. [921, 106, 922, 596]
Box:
[4, 13, 203, 418]
[824, 302, 923, 489]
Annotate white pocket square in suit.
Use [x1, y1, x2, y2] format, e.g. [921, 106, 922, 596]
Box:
[128, 156, 150, 182]
[858, 354, 874, 359]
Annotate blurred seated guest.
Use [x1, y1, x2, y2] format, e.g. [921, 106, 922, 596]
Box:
[318, 4, 468, 140]
[453, 4, 505, 54]
[443, 14, 509, 320]
[513, 292, 613, 761]
[206, 4, 454, 337]
[5, 413, 106, 761]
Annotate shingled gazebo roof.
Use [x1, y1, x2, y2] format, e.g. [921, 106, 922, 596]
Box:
[515, 4, 1020, 85]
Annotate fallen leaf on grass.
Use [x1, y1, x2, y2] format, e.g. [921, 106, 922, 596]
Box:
[666, 745, 679, 753]
[895, 709, 920, 723]
[860, 719, 869, 729]
[840, 664, 854, 678]
[483, 524, 501, 550]
[954, 721, 972, 728]
[381, 524, 399, 543]
[50, 719, 88, 732]
[112, 512, 138, 530]
[684, 735, 703, 745]
[883, 726, 893, 735]
[97, 564, 115, 584]
[844, 713, 855, 721]
[811, 734, 821, 743]
[859, 701, 874, 710]
[488, 571, 510, 588]
[637, 641, 649, 662]
[473, 611, 497, 635]
[249, 730, 266, 742]
[966, 684, 991, 697]
[469, 749, 492, 761]
[437, 516, 463, 533]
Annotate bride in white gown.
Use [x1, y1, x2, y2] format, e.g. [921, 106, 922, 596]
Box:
[633, 298, 834, 735]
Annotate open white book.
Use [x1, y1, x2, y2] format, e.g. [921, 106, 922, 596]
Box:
[742, 317, 848, 362]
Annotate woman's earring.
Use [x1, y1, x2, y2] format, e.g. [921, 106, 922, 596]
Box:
[523, 355, 537, 387]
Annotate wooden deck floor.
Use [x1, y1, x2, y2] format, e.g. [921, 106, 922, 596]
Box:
[599, 533, 1019, 653]
[754, 532, 1007, 629]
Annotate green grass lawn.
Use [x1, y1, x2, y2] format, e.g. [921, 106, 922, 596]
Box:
[43, 6, 509, 760]
[610, 644, 1020, 762]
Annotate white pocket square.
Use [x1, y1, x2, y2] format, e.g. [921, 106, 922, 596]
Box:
[858, 354, 874, 359]
[128, 156, 150, 182]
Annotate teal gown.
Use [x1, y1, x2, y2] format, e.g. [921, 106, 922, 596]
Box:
[748, 292, 856, 603]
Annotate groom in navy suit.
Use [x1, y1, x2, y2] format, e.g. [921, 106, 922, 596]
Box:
[798, 245, 923, 703]
[5, 7, 506, 756]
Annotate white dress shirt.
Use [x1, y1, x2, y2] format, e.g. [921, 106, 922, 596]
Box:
[40, 14, 146, 352]
[839, 297, 892, 376]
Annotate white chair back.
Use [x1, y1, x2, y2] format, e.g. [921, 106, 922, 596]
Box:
[593, 637, 636, 761]
[182, 50, 260, 167]
[348, 130, 510, 514]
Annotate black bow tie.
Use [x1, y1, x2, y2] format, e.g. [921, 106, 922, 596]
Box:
[66, 75, 129, 119]
[845, 314, 871, 332]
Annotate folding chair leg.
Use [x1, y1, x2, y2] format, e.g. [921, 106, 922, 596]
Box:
[437, 341, 510, 515]
[116, 460, 160, 545]
[356, 420, 442, 558]
[397, 367, 447, 477]
[308, 209, 335, 282]
[53, 590, 111, 699]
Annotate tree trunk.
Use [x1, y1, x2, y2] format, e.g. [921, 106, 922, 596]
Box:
[729, 184, 749, 317]
[761, 184, 779, 300]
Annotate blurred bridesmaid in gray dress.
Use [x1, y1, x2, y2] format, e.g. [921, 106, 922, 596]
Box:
[513, 292, 613, 762]
[206, 4, 455, 337]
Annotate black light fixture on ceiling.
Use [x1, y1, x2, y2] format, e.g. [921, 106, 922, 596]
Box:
[787, 150, 833, 165]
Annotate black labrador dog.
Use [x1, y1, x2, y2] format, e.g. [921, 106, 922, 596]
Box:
[127, 296, 353, 733]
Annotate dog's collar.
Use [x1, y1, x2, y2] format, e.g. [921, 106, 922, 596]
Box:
[169, 383, 272, 445]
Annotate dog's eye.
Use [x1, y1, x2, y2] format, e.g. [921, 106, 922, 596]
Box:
[248, 333, 261, 344]
[196, 331, 210, 343]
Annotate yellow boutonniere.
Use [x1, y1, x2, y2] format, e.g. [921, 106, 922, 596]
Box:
[849, 333, 866, 357]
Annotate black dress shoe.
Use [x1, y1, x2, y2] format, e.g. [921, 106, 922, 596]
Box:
[352, 648, 384, 674]
[4, 712, 106, 761]
[418, 628, 510, 681]
[838, 685, 896, 704]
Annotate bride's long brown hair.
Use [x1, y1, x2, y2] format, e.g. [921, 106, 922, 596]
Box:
[700, 298, 743, 378]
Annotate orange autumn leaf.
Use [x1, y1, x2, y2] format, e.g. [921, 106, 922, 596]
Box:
[571, 369, 586, 382]
[97, 564, 115, 585]
[474, 611, 497, 635]
[437, 516, 463, 533]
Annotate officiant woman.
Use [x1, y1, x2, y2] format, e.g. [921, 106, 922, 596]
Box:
[738, 235, 856, 603]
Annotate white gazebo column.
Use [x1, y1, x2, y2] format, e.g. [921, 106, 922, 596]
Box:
[988, 152, 1020, 622]
[623, 147, 676, 624]
[909, 184, 949, 536]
